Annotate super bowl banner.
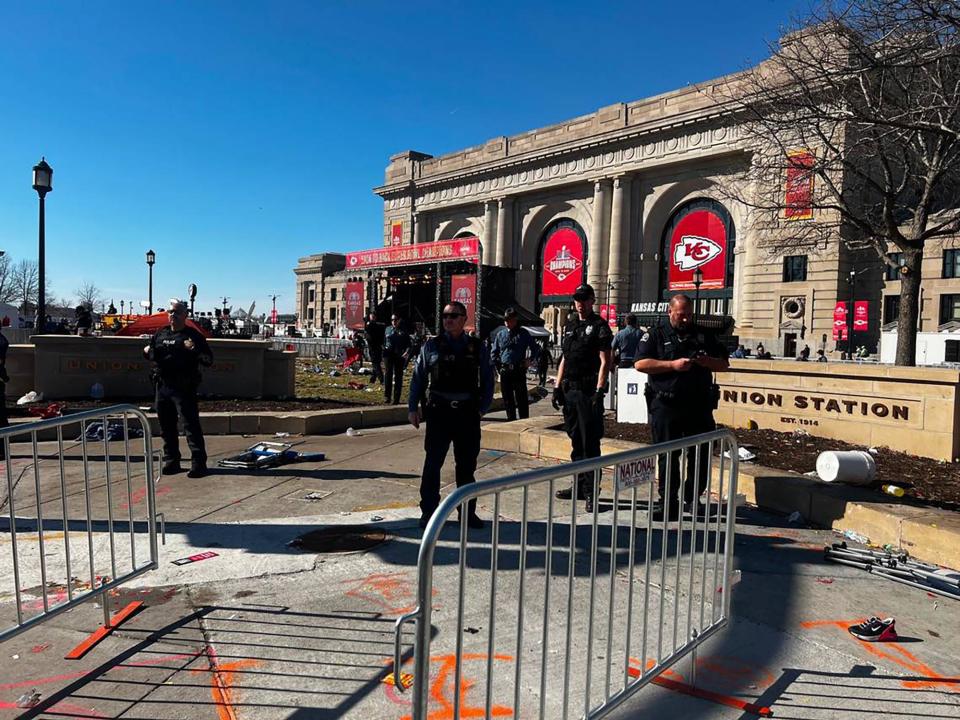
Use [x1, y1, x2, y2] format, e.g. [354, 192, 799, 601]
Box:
[345, 281, 365, 329]
[785, 150, 815, 221]
[541, 227, 584, 298]
[833, 301, 848, 341]
[854, 301, 869, 332]
[668, 209, 728, 291]
[450, 274, 477, 332]
[347, 236, 479, 270]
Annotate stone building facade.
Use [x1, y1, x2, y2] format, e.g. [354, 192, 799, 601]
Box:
[372, 56, 889, 356]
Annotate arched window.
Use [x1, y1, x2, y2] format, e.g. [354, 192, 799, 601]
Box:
[537, 218, 587, 307]
[660, 199, 736, 315]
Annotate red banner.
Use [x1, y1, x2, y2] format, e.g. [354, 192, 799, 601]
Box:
[450, 274, 477, 332]
[541, 227, 584, 298]
[270, 308, 278, 324]
[668, 209, 728, 291]
[785, 150, 815, 220]
[600, 304, 618, 330]
[832, 301, 847, 341]
[345, 281, 365, 329]
[347, 237, 479, 270]
[854, 300, 869, 332]
[391, 220, 404, 246]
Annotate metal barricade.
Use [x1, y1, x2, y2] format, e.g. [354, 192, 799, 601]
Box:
[1, 405, 160, 643]
[393, 429, 739, 719]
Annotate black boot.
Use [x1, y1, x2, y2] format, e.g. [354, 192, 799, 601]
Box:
[555, 486, 587, 501]
[162, 460, 182, 475]
[187, 462, 207, 479]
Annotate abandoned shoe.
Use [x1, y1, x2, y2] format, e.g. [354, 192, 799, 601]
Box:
[162, 460, 182, 475]
[848, 617, 897, 642]
[187, 464, 208, 479]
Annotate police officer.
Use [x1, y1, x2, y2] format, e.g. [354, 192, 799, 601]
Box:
[490, 307, 540, 421]
[383, 313, 412, 404]
[409, 301, 494, 529]
[143, 299, 213, 478]
[552, 284, 612, 512]
[364, 312, 386, 384]
[634, 294, 729, 520]
[612, 314, 642, 368]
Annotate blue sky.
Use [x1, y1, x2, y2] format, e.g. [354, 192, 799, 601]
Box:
[0, 1, 805, 315]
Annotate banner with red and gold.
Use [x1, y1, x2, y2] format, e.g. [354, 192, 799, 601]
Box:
[833, 301, 848, 341]
[344, 281, 365, 329]
[450, 274, 477, 332]
[390, 220, 404, 246]
[853, 301, 869, 332]
[347, 236, 479, 270]
[785, 150, 815, 220]
[600, 304, 618, 330]
[541, 227, 584, 298]
[668, 209, 728, 291]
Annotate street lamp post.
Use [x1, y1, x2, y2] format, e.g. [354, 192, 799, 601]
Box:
[693, 267, 704, 325]
[146, 250, 156, 314]
[32, 158, 53, 331]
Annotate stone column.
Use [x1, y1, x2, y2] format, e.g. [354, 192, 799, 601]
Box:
[588, 180, 612, 290]
[607, 175, 631, 307]
[483, 200, 498, 264]
[412, 212, 426, 245]
[496, 197, 513, 267]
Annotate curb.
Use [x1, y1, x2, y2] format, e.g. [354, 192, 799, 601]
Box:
[480, 417, 960, 570]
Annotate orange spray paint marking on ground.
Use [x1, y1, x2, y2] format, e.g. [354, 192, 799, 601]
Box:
[398, 653, 514, 720]
[191, 645, 260, 720]
[342, 571, 436, 615]
[801, 619, 959, 693]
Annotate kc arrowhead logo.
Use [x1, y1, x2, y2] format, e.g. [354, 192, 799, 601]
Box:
[673, 235, 722, 271]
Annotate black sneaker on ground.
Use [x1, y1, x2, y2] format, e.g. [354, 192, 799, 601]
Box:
[651, 504, 681, 522]
[187, 465, 207, 479]
[162, 461, 183, 475]
[848, 617, 897, 642]
[555, 486, 588, 501]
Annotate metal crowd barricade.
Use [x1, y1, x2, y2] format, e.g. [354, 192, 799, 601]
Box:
[393, 429, 739, 719]
[1, 405, 160, 643]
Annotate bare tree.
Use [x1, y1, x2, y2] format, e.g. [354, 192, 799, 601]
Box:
[74, 281, 103, 310]
[0, 254, 15, 305]
[717, 0, 960, 365]
[11, 259, 39, 316]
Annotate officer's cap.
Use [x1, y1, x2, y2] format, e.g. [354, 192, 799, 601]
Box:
[573, 284, 595, 301]
[503, 307, 518, 319]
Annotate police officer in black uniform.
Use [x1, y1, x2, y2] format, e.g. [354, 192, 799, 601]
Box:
[409, 301, 495, 529]
[634, 294, 729, 520]
[552, 284, 612, 512]
[144, 299, 213, 478]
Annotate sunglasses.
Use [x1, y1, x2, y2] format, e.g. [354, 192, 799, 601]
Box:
[442, 312, 464, 319]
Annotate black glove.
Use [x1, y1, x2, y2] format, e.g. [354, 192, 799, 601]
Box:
[551, 386, 565, 410]
[592, 387, 606, 412]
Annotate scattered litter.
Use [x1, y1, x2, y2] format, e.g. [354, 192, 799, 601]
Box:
[11, 653, 19, 660]
[15, 690, 40, 708]
[79, 420, 144, 442]
[841, 529, 870, 545]
[882, 484, 905, 498]
[464, 627, 480, 634]
[274, 431, 291, 438]
[329, 370, 341, 377]
[27, 402, 64, 419]
[815, 577, 834, 584]
[383, 672, 414, 690]
[347, 381, 365, 390]
[356, 367, 372, 375]
[340, 511, 351, 516]
[16, 390, 41, 406]
[345, 427, 359, 437]
[370, 515, 384, 521]
[883, 544, 898, 553]
[803, 470, 819, 478]
[302, 491, 330, 502]
[867, 447, 879, 455]
[723, 447, 756, 462]
[171, 551, 219, 566]
[30, 643, 50, 653]
[218, 442, 324, 470]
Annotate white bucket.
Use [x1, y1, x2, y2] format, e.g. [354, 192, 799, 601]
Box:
[815, 450, 877, 484]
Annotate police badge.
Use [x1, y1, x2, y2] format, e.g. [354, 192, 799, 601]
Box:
[585, 325, 594, 335]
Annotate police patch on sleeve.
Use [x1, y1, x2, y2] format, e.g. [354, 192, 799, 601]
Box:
[641, 332, 649, 342]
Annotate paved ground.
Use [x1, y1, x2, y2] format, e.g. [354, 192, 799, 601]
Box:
[1, 405, 959, 719]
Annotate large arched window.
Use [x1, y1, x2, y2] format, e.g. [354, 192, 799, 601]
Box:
[537, 218, 587, 308]
[660, 199, 736, 315]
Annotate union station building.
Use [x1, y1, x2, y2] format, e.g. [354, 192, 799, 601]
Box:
[293, 46, 960, 358]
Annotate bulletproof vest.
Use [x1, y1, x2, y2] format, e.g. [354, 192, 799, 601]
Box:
[646, 324, 713, 397]
[430, 335, 482, 397]
[561, 315, 604, 380]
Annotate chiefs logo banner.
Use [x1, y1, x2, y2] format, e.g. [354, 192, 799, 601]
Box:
[833, 301, 848, 340]
[668, 209, 728, 291]
[345, 281, 365, 329]
[541, 227, 584, 298]
[391, 220, 404, 246]
[854, 301, 869, 332]
[450, 274, 477, 332]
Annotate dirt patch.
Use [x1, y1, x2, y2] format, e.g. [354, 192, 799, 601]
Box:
[603, 418, 960, 512]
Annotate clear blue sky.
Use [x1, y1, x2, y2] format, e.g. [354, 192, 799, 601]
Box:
[0, 1, 805, 315]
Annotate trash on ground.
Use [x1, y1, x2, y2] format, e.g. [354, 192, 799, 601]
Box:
[815, 577, 834, 584]
[882, 484, 905, 497]
[825, 542, 960, 601]
[79, 420, 145, 442]
[382, 671, 414, 689]
[345, 427, 359, 437]
[328, 369, 341, 377]
[218, 441, 325, 470]
[840, 529, 870, 544]
[356, 367, 372, 375]
[803, 470, 819, 477]
[816, 450, 876, 485]
[16, 390, 41, 406]
[274, 431, 291, 438]
[370, 515, 384, 521]
[15, 690, 41, 708]
[27, 402, 64, 419]
[464, 627, 480, 634]
[171, 551, 219, 566]
[787, 511, 805, 524]
[723, 446, 756, 462]
[867, 447, 879, 455]
[347, 381, 365, 390]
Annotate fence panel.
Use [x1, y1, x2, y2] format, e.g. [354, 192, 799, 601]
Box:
[1, 405, 159, 642]
[394, 429, 739, 719]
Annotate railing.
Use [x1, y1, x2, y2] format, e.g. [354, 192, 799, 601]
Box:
[1, 405, 160, 642]
[394, 429, 739, 719]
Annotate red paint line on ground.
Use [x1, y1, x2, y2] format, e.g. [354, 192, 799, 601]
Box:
[64, 601, 144, 660]
[0, 652, 199, 691]
[627, 666, 773, 716]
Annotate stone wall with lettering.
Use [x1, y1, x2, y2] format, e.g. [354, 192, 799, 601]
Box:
[715, 360, 960, 461]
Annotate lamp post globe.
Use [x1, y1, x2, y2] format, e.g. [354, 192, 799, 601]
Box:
[146, 249, 156, 314]
[32, 158, 53, 333]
